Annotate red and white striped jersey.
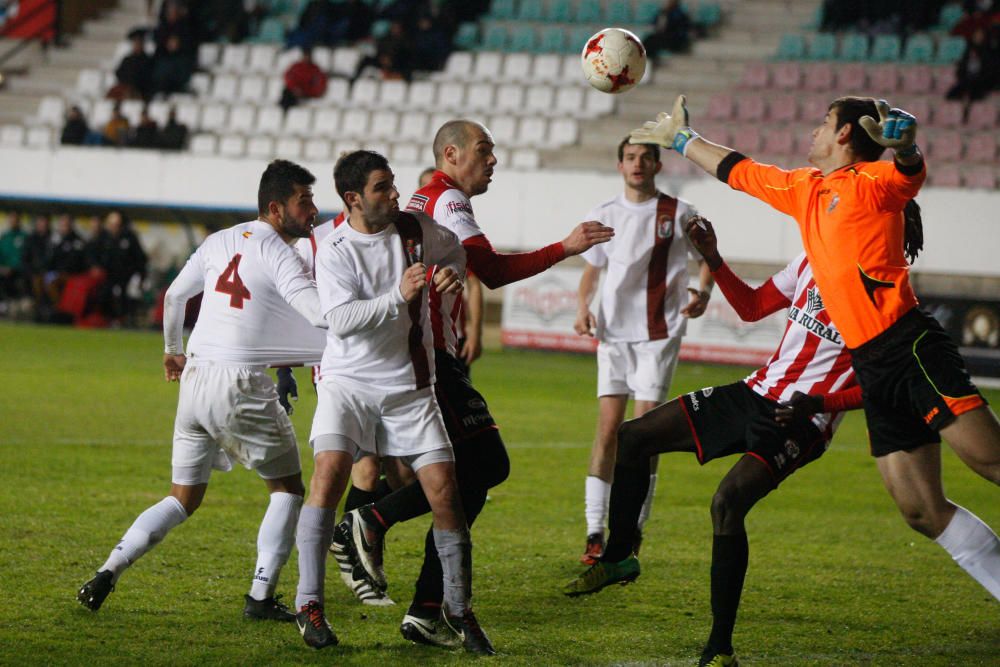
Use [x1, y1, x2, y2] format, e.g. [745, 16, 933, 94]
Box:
[743, 253, 856, 434]
[582, 192, 699, 342]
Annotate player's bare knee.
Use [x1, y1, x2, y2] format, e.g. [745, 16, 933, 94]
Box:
[896, 503, 939, 538]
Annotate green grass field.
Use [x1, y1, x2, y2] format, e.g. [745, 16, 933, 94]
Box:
[0, 322, 997, 666]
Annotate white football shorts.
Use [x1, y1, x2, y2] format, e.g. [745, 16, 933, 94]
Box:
[310, 378, 453, 460]
[172, 364, 301, 485]
[597, 336, 682, 402]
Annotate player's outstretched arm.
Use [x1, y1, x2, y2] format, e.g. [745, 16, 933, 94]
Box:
[629, 95, 736, 178]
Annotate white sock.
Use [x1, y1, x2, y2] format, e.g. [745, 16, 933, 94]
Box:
[434, 527, 472, 616]
[935, 504, 1000, 601]
[585, 475, 611, 536]
[249, 492, 303, 601]
[637, 473, 658, 531]
[100, 496, 188, 584]
[295, 505, 335, 610]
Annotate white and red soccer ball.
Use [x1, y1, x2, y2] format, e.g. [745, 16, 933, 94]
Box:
[581, 28, 647, 94]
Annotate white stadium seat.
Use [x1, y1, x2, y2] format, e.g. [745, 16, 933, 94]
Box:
[350, 79, 379, 107]
[247, 44, 277, 74]
[121, 99, 144, 126]
[220, 44, 249, 72]
[238, 75, 266, 103]
[0, 125, 25, 147]
[397, 112, 428, 142]
[76, 69, 103, 98]
[265, 77, 285, 104]
[218, 134, 246, 157]
[472, 52, 503, 82]
[548, 117, 578, 147]
[379, 80, 407, 107]
[532, 54, 562, 83]
[247, 135, 275, 159]
[37, 96, 65, 126]
[492, 146, 510, 166]
[275, 47, 301, 73]
[369, 110, 399, 140]
[148, 100, 170, 127]
[464, 82, 495, 113]
[366, 141, 390, 158]
[312, 108, 342, 137]
[319, 78, 350, 106]
[189, 72, 211, 97]
[229, 106, 256, 133]
[407, 81, 437, 110]
[429, 112, 452, 136]
[304, 139, 332, 162]
[198, 43, 220, 70]
[190, 133, 218, 156]
[436, 82, 465, 111]
[524, 85, 555, 115]
[255, 106, 283, 134]
[585, 88, 615, 116]
[555, 86, 585, 117]
[517, 117, 547, 147]
[334, 139, 362, 156]
[494, 83, 525, 114]
[558, 54, 580, 84]
[211, 74, 239, 101]
[487, 115, 517, 146]
[340, 109, 369, 138]
[174, 101, 200, 129]
[391, 143, 421, 165]
[419, 144, 436, 166]
[275, 136, 303, 159]
[331, 47, 360, 77]
[511, 148, 540, 169]
[312, 47, 334, 72]
[200, 103, 229, 132]
[435, 51, 473, 82]
[284, 107, 314, 135]
[91, 99, 114, 127]
[502, 53, 533, 82]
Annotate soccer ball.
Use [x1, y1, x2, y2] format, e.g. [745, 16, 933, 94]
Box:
[580, 28, 647, 94]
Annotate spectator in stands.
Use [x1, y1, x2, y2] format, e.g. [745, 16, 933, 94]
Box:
[197, 0, 250, 44]
[22, 214, 53, 319]
[102, 102, 131, 147]
[111, 31, 153, 101]
[286, 0, 337, 49]
[946, 25, 1000, 105]
[330, 0, 375, 45]
[0, 212, 27, 315]
[158, 107, 188, 150]
[411, 12, 452, 72]
[350, 20, 412, 83]
[45, 214, 87, 308]
[60, 105, 91, 146]
[92, 210, 148, 326]
[279, 47, 328, 111]
[131, 106, 160, 148]
[154, 0, 197, 57]
[83, 214, 107, 271]
[644, 0, 694, 56]
[151, 34, 196, 97]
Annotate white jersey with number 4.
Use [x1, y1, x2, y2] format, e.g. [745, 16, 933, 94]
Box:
[171, 220, 326, 366]
[582, 192, 699, 343]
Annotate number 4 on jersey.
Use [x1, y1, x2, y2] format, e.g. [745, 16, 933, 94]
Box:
[216, 254, 251, 308]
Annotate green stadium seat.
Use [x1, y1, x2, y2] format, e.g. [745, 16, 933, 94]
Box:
[481, 24, 508, 50]
[539, 25, 566, 53]
[517, 0, 543, 21]
[605, 3, 632, 24]
[635, 1, 660, 24]
[870, 34, 901, 62]
[576, 0, 602, 23]
[254, 17, 285, 44]
[454, 22, 479, 50]
[838, 32, 869, 61]
[807, 33, 836, 60]
[775, 33, 806, 60]
[371, 19, 390, 40]
[694, 2, 722, 28]
[568, 26, 595, 54]
[936, 3, 964, 31]
[802, 5, 823, 29]
[902, 34, 934, 63]
[547, 0, 572, 22]
[935, 36, 966, 64]
[489, 0, 516, 20]
[509, 25, 537, 52]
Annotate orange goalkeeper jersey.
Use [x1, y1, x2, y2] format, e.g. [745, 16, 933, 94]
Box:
[727, 158, 926, 348]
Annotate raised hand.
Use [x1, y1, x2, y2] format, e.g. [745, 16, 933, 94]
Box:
[684, 215, 720, 269]
[858, 99, 917, 151]
[629, 95, 692, 151]
[400, 262, 428, 302]
[562, 221, 615, 256]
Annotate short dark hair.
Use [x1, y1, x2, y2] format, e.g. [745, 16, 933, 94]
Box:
[333, 150, 391, 203]
[618, 137, 660, 163]
[257, 159, 315, 215]
[829, 97, 885, 162]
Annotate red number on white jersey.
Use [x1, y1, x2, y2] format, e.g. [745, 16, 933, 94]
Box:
[215, 253, 251, 308]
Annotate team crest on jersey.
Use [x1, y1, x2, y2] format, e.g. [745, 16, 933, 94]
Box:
[826, 192, 840, 214]
[656, 214, 673, 239]
[242, 231, 253, 238]
[805, 287, 824, 314]
[407, 194, 429, 212]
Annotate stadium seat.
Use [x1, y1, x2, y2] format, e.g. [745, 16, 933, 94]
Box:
[189, 72, 211, 97]
[371, 19, 390, 40]
[91, 99, 114, 127]
[254, 17, 285, 44]
[488, 0, 516, 20]
[736, 95, 767, 122]
[511, 148, 541, 169]
[636, 0, 660, 24]
[963, 166, 997, 190]
[931, 101, 963, 127]
[801, 62, 835, 92]
[198, 42, 220, 69]
[509, 25, 537, 52]
[934, 36, 966, 64]
[174, 101, 199, 129]
[495, 83, 526, 113]
[369, 110, 399, 140]
[247, 44, 277, 73]
[529, 53, 559, 82]
[902, 34, 934, 63]
[584, 88, 615, 116]
[318, 78, 350, 106]
[200, 103, 229, 132]
[966, 102, 998, 131]
[229, 106, 255, 133]
[487, 115, 517, 145]
[190, 134, 217, 156]
[731, 125, 762, 153]
[576, 0, 602, 23]
[800, 94, 829, 123]
[220, 44, 249, 72]
[238, 75, 266, 102]
[350, 79, 379, 107]
[547, 0, 572, 22]
[739, 62, 769, 89]
[398, 112, 428, 141]
[37, 96, 64, 126]
[378, 79, 407, 106]
[567, 27, 595, 55]
[517, 117, 547, 147]
[771, 62, 802, 90]
[147, 100, 170, 127]
[807, 33, 836, 61]
[898, 97, 930, 125]
[836, 63, 867, 91]
[210, 74, 239, 100]
[899, 65, 933, 94]
[931, 65, 956, 95]
[275, 136, 303, 159]
[304, 139, 332, 162]
[473, 51, 504, 81]
[706, 93, 735, 121]
[76, 69, 103, 98]
[255, 106, 283, 134]
[767, 94, 799, 123]
[407, 80, 437, 109]
[559, 53, 584, 83]
[775, 33, 806, 60]
[247, 135, 274, 159]
[867, 64, 899, 93]
[554, 85, 585, 116]
[838, 32, 869, 61]
[340, 109, 369, 139]
[517, 1, 543, 21]
[437, 82, 466, 110]
[926, 130, 963, 162]
[605, 3, 632, 23]
[695, 2, 722, 28]
[502, 52, 533, 81]
[524, 85, 555, 114]
[761, 127, 795, 156]
[118, 99, 142, 126]
[391, 143, 421, 165]
[284, 107, 314, 135]
[481, 24, 508, 51]
[437, 51, 473, 82]
[465, 82, 496, 112]
[455, 22, 479, 50]
[312, 108, 341, 137]
[965, 132, 997, 164]
[936, 3, 964, 31]
[0, 124, 24, 147]
[331, 47, 360, 77]
[548, 117, 578, 146]
[218, 134, 246, 157]
[539, 26, 566, 53]
[870, 35, 901, 62]
[335, 138, 363, 156]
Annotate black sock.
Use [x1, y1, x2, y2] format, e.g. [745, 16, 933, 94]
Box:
[601, 460, 651, 562]
[374, 477, 393, 500]
[705, 532, 749, 656]
[372, 479, 430, 529]
[343, 484, 378, 514]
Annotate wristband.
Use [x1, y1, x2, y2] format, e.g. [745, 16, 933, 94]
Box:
[672, 127, 699, 156]
[895, 143, 919, 159]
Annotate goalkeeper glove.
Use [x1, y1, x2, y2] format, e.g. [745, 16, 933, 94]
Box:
[858, 99, 918, 155]
[276, 367, 298, 415]
[629, 95, 700, 155]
